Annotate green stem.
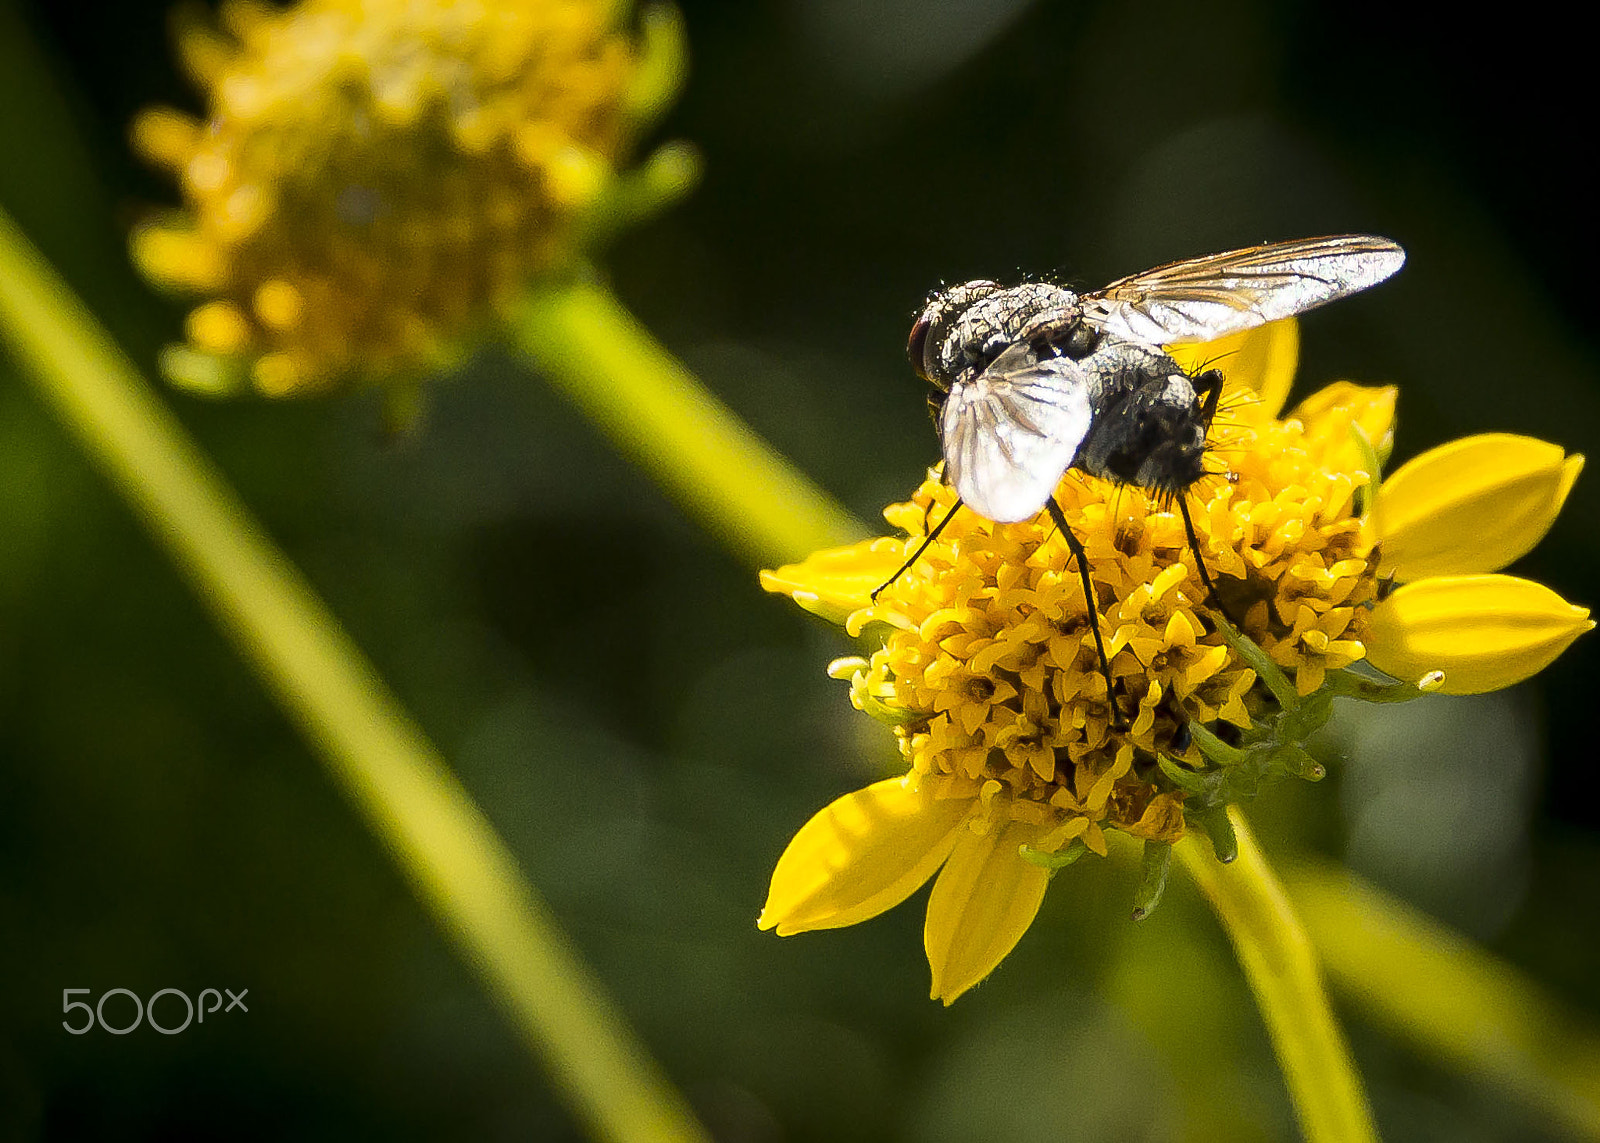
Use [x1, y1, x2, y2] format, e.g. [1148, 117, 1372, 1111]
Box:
[1178, 808, 1378, 1143]
[1288, 860, 1600, 1139]
[512, 277, 868, 569]
[0, 206, 708, 1143]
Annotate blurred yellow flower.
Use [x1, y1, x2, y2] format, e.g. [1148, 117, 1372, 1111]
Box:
[759, 318, 1588, 1001]
[132, 0, 679, 396]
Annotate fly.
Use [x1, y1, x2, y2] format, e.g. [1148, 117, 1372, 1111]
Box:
[882, 234, 1406, 723]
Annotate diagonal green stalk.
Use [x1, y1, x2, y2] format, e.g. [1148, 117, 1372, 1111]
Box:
[0, 206, 709, 1143]
[1178, 808, 1378, 1143]
[1288, 859, 1600, 1139]
[512, 277, 869, 569]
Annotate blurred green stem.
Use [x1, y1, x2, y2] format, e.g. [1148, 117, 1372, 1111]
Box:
[513, 277, 868, 568]
[1289, 860, 1600, 1139]
[1178, 808, 1378, 1143]
[0, 206, 709, 1143]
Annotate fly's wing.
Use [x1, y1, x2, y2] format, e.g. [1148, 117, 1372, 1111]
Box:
[941, 344, 1093, 523]
[1083, 234, 1405, 345]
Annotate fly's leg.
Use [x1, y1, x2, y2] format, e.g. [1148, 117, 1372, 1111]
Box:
[1186, 367, 1239, 628]
[1195, 367, 1225, 425]
[872, 499, 963, 601]
[1045, 497, 1126, 731]
[1177, 495, 1238, 629]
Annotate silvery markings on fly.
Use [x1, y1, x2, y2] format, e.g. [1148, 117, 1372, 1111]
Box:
[883, 235, 1407, 722]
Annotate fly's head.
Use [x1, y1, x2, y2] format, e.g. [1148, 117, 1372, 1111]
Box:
[907, 280, 1000, 391]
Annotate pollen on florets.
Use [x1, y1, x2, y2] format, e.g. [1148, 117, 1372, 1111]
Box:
[847, 382, 1387, 848]
[132, 0, 652, 396]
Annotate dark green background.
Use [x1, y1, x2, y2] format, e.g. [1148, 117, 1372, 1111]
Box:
[3, 1, 1598, 1139]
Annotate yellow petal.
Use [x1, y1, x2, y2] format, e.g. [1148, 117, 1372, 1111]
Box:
[924, 818, 1051, 1003]
[1168, 317, 1299, 419]
[1374, 434, 1583, 580]
[760, 776, 971, 935]
[760, 538, 906, 625]
[1365, 575, 1593, 695]
[1294, 381, 1398, 469]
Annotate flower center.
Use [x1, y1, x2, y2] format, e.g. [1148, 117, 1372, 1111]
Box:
[858, 395, 1381, 845]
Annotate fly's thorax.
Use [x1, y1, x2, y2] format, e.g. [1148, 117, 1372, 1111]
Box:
[1075, 340, 1208, 496]
[911, 281, 1079, 390]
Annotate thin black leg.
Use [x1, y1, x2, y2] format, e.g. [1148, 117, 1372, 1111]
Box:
[1045, 497, 1125, 730]
[1177, 495, 1237, 627]
[1185, 368, 1238, 627]
[1195, 367, 1225, 424]
[872, 499, 964, 601]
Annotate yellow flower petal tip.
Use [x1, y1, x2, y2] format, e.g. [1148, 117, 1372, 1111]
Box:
[760, 540, 906, 625]
[1375, 434, 1584, 579]
[759, 776, 971, 936]
[925, 820, 1050, 1003]
[1295, 382, 1399, 471]
[1365, 575, 1593, 694]
[132, 0, 665, 395]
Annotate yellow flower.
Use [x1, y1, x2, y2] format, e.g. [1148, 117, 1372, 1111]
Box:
[759, 318, 1587, 1001]
[132, 0, 682, 397]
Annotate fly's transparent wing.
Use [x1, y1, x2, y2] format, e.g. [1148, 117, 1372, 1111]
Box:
[1083, 234, 1405, 345]
[941, 345, 1093, 523]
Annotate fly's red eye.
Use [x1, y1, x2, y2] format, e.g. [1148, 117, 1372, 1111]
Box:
[906, 312, 933, 380]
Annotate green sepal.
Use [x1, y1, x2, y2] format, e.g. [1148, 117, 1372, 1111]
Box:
[1157, 752, 1208, 794]
[1191, 805, 1238, 864]
[1276, 743, 1326, 782]
[1131, 840, 1173, 920]
[1350, 420, 1383, 518]
[853, 691, 927, 727]
[1213, 615, 1299, 710]
[571, 142, 702, 253]
[1324, 666, 1427, 704]
[1020, 838, 1088, 873]
[1167, 701, 1333, 812]
[160, 345, 250, 398]
[1187, 721, 1247, 768]
[839, 663, 926, 727]
[620, 4, 689, 131]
